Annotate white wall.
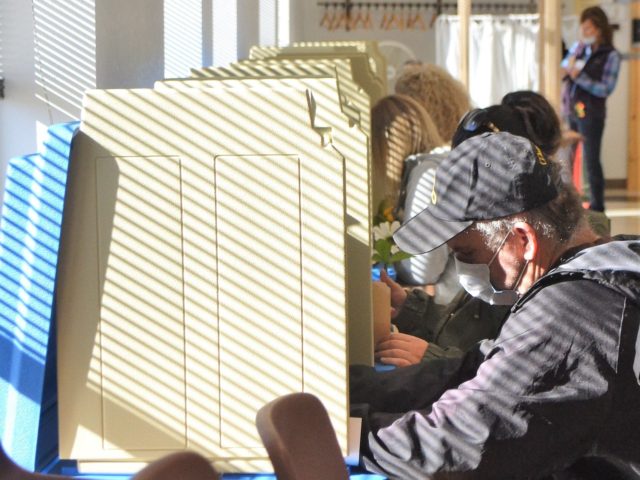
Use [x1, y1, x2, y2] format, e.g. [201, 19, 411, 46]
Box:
[0, 0, 165, 195]
[601, 1, 630, 180]
[0, 0, 631, 185]
[0, 0, 292, 194]
[0, 0, 77, 190]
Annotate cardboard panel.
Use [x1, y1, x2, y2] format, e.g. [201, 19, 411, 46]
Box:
[292, 41, 388, 92]
[97, 155, 187, 451]
[0, 122, 79, 470]
[215, 154, 303, 448]
[247, 47, 385, 103]
[156, 74, 374, 367]
[192, 58, 371, 132]
[56, 87, 347, 472]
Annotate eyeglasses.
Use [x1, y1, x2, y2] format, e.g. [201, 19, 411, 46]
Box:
[459, 108, 500, 133]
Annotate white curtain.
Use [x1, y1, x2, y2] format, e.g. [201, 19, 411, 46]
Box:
[436, 14, 579, 108]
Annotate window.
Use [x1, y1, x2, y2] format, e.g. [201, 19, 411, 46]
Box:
[32, 0, 96, 117]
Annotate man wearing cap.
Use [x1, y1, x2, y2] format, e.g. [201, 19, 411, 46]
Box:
[361, 132, 640, 478]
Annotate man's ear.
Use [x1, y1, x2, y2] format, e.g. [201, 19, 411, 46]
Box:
[512, 221, 538, 261]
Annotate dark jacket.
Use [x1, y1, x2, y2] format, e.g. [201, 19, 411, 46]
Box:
[564, 43, 616, 119]
[363, 238, 640, 479]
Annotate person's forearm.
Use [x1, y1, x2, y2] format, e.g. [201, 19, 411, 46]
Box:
[350, 344, 481, 413]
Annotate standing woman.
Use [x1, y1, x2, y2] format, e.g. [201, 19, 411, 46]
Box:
[561, 6, 621, 212]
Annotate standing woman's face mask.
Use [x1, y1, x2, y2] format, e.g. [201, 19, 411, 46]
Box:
[454, 231, 529, 306]
[580, 19, 599, 45]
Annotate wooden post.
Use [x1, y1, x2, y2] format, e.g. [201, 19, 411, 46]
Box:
[458, 0, 471, 89]
[539, 0, 562, 111]
[574, 0, 600, 14]
[538, 0, 545, 94]
[629, 2, 640, 193]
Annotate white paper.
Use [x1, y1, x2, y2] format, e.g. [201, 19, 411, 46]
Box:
[345, 416, 362, 466]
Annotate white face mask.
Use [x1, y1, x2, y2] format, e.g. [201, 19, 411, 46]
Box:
[454, 231, 528, 306]
[581, 35, 596, 45]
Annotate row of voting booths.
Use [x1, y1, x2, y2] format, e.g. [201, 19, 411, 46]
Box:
[54, 42, 388, 472]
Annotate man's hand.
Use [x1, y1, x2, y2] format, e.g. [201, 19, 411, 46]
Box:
[380, 269, 407, 318]
[375, 332, 429, 367]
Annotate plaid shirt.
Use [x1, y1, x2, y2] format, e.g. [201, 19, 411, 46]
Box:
[562, 41, 621, 98]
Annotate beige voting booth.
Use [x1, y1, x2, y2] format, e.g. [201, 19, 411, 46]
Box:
[191, 52, 388, 219]
[192, 57, 372, 133]
[248, 41, 387, 94]
[291, 41, 387, 92]
[56, 41, 383, 474]
[156, 75, 373, 368]
[247, 46, 386, 104]
[238, 44, 386, 205]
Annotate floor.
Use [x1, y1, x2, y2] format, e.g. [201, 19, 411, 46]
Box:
[605, 188, 640, 236]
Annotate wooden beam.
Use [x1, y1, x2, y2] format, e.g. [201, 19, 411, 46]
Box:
[574, 0, 600, 14]
[458, 0, 471, 89]
[539, 0, 562, 112]
[538, 0, 545, 93]
[628, 2, 640, 193]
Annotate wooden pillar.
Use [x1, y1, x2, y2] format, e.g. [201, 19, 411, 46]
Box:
[458, 0, 471, 89]
[538, 0, 562, 111]
[538, 0, 545, 94]
[629, 2, 640, 193]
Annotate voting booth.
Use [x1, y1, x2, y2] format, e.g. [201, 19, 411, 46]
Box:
[53, 41, 386, 473]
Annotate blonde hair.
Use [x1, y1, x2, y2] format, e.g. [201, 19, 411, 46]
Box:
[395, 63, 471, 143]
[371, 94, 444, 206]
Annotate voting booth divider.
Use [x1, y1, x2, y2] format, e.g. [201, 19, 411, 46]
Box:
[191, 55, 385, 206]
[247, 42, 388, 96]
[49, 41, 387, 474]
[290, 41, 388, 93]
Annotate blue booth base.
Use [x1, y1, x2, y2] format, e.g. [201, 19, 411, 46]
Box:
[43, 459, 384, 479]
